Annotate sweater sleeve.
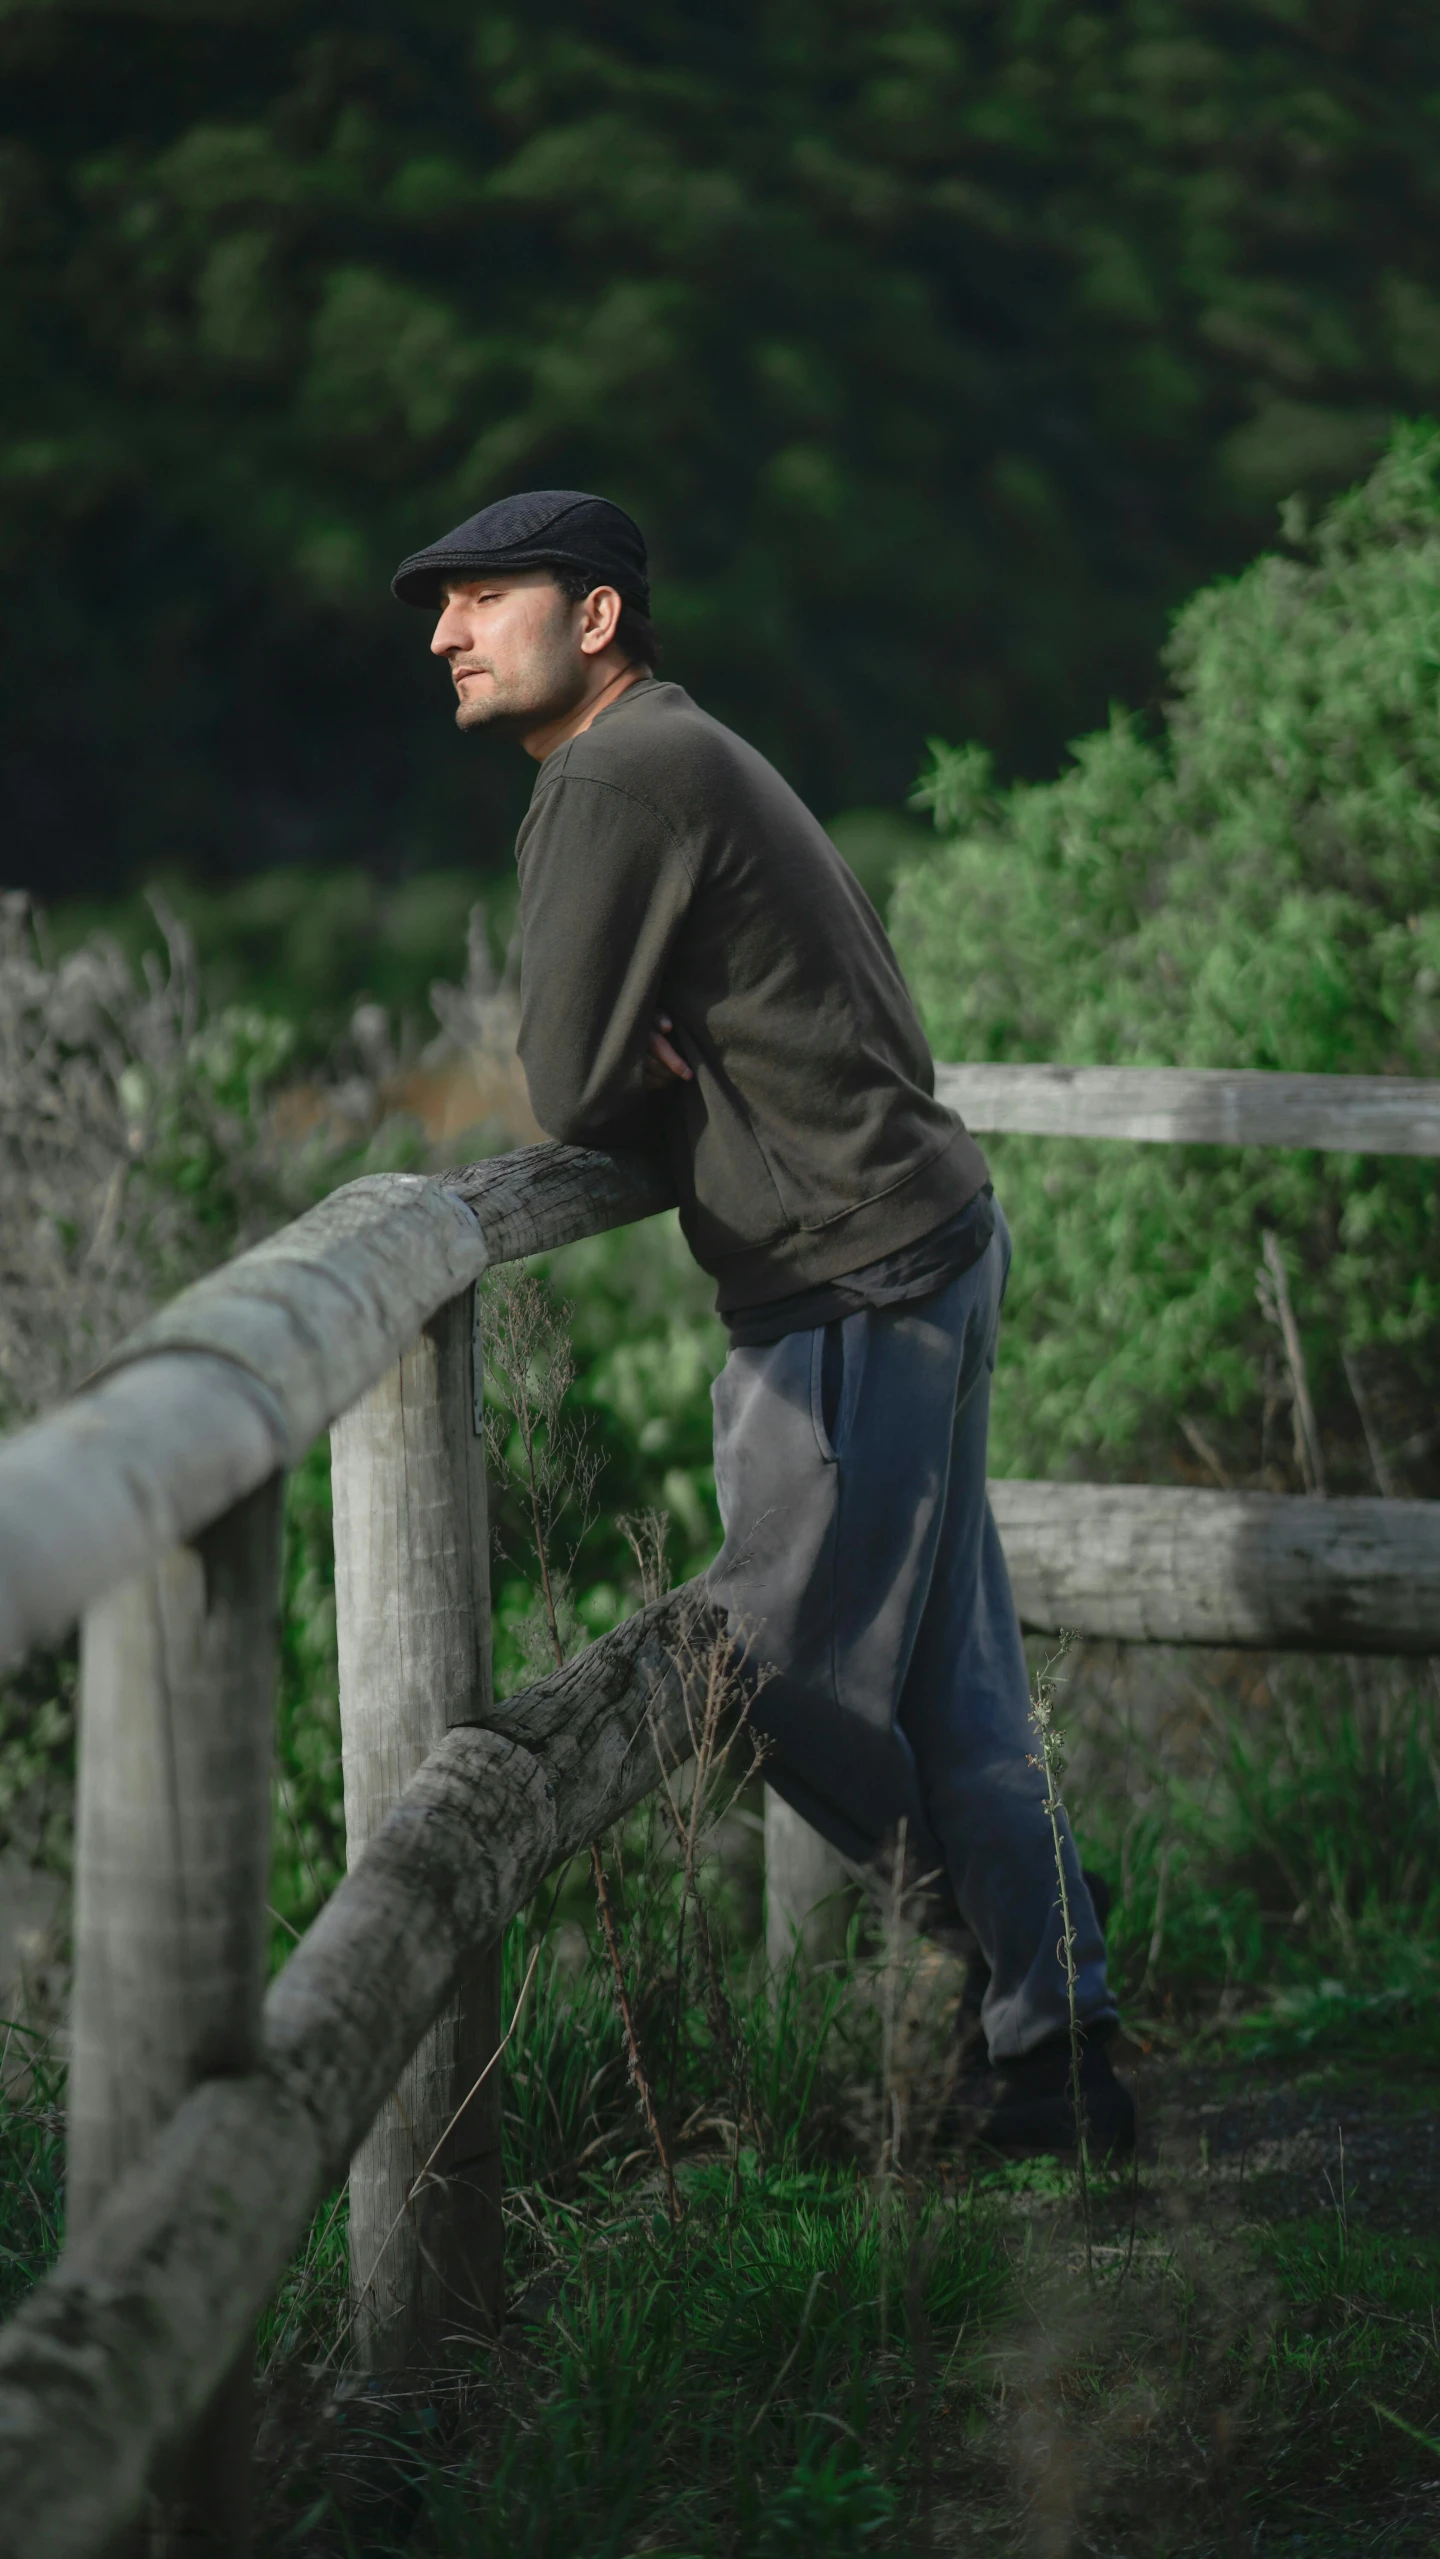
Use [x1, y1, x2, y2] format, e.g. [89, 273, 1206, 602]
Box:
[515, 771, 697, 1147]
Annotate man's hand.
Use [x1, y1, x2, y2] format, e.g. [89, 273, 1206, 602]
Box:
[643, 1012, 694, 1090]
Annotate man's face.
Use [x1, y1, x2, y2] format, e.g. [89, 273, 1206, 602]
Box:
[430, 570, 589, 734]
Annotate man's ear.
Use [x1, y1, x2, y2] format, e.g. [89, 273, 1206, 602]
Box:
[578, 584, 624, 656]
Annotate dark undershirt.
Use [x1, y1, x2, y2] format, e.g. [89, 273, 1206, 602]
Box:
[724, 1186, 996, 1348]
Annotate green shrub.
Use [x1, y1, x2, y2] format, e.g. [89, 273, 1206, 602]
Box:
[892, 423, 1440, 1487]
[0, 2025, 63, 2310]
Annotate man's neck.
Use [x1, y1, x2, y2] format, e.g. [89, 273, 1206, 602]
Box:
[521, 660, 648, 761]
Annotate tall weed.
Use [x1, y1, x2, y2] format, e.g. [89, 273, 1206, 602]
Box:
[1075, 1651, 1440, 2048]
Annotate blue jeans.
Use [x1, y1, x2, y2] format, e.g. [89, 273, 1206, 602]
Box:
[708, 1204, 1117, 2062]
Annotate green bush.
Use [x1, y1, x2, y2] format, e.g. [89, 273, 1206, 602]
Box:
[892, 423, 1440, 1487]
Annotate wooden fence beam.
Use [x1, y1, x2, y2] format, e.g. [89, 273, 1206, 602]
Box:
[936, 1060, 1440, 1156]
[0, 1173, 488, 1674]
[0, 1353, 286, 1676]
[331, 1288, 502, 2368]
[0, 1152, 666, 1676]
[5, 1058, 1436, 1679]
[442, 1138, 675, 1252]
[0, 1586, 727, 2559]
[69, 1474, 284, 2557]
[110, 1174, 491, 1462]
[10, 1061, 1433, 1682]
[991, 1479, 1440, 1652]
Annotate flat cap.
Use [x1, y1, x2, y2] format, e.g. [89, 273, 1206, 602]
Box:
[392, 488, 650, 612]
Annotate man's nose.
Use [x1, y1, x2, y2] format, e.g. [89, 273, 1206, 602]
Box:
[430, 606, 462, 658]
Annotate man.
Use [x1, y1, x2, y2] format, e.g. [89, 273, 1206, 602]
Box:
[392, 488, 1133, 2156]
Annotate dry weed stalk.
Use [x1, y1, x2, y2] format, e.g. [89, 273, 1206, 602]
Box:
[876, 1816, 909, 2190]
[0, 895, 335, 1869]
[0, 894, 275, 1420]
[1342, 1346, 1399, 1496]
[483, 1272, 680, 2224]
[1257, 1229, 1327, 1497]
[875, 1814, 911, 2354]
[631, 1515, 767, 2158]
[1029, 1635, 1092, 2280]
[324, 1944, 544, 2366]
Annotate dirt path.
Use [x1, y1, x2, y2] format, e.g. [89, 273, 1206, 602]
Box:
[1143, 2048, 1440, 2242]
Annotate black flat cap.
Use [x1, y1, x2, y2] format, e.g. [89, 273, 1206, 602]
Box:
[391, 488, 650, 612]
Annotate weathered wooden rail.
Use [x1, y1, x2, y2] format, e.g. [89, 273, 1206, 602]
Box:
[0, 1065, 1435, 2556]
[935, 1059, 1440, 1155]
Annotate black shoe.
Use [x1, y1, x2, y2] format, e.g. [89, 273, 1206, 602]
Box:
[941, 2029, 1135, 2160]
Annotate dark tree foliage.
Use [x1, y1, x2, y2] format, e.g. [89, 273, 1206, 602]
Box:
[5, 0, 1440, 891]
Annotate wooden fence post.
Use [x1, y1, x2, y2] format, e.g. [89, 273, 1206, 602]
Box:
[331, 1284, 503, 2370]
[70, 1473, 285, 2557]
[764, 1787, 853, 1973]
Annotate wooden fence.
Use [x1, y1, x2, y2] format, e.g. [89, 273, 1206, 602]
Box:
[0, 1065, 1437, 2558]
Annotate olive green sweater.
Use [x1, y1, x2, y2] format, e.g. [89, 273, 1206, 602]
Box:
[515, 678, 989, 1315]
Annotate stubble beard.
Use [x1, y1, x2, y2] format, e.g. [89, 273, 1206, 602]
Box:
[452, 620, 589, 736]
[454, 675, 525, 735]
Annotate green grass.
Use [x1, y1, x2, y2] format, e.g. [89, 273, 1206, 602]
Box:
[0, 2021, 63, 2314]
[8, 1599, 1440, 2550]
[7, 1875, 1440, 2553]
[256, 2183, 350, 2377]
[245, 1832, 1440, 2555]
[423, 2161, 979, 2559]
[1246, 2220, 1440, 2523]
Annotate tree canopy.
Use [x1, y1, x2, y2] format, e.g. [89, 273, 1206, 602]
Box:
[5, 1, 1440, 890]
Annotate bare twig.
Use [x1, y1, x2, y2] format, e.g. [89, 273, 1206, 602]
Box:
[875, 1815, 911, 2357]
[877, 1815, 908, 2187]
[1257, 1230, 1326, 1496]
[1180, 1416, 1231, 1489]
[1118, 2100, 1142, 2291]
[587, 1838, 681, 2224]
[324, 1940, 544, 2364]
[1030, 1638, 1092, 2281]
[642, 1567, 765, 2157]
[1139, 1841, 1171, 2002]
[409, 1941, 543, 2205]
[1342, 1348, 1399, 1497]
